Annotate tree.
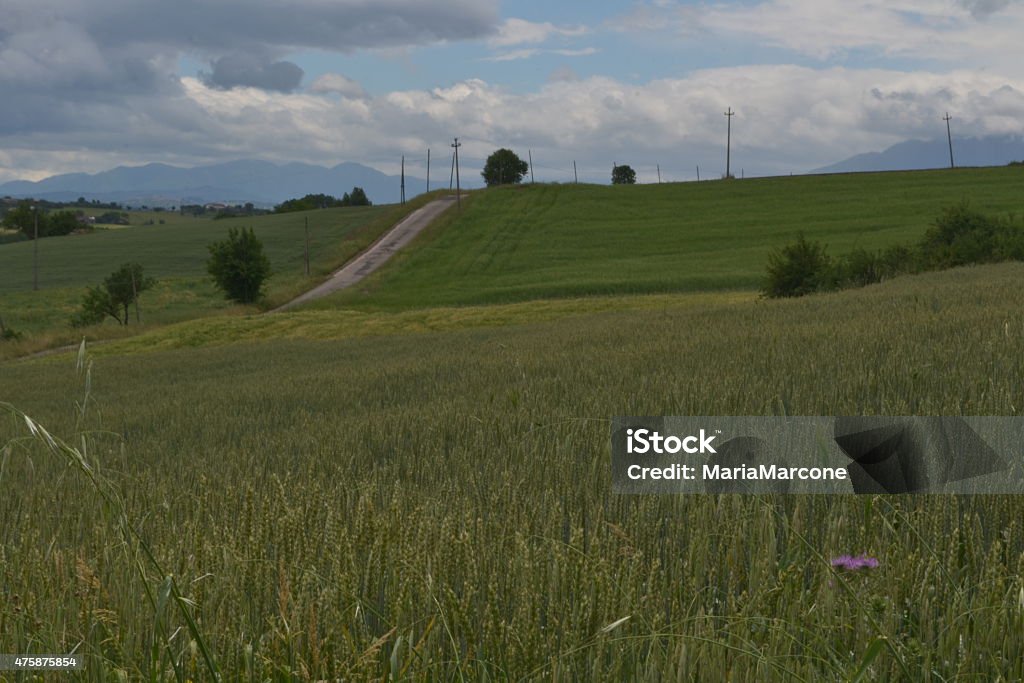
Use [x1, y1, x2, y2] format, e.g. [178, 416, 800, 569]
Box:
[481, 149, 529, 187]
[611, 165, 637, 185]
[2, 200, 43, 238]
[72, 263, 155, 326]
[207, 227, 272, 303]
[46, 211, 85, 236]
[347, 187, 371, 206]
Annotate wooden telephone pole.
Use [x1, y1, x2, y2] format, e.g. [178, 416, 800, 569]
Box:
[451, 137, 462, 209]
[943, 113, 955, 169]
[724, 107, 735, 179]
[400, 155, 406, 204]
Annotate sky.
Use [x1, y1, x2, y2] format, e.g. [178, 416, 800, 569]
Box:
[2, 0, 1024, 185]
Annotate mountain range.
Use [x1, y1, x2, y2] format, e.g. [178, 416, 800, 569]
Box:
[813, 134, 1024, 174]
[3, 135, 1024, 207]
[0, 160, 427, 207]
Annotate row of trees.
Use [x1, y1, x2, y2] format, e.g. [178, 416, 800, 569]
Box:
[2, 201, 91, 238]
[275, 188, 371, 213]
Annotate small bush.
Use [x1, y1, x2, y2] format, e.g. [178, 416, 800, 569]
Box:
[0, 318, 21, 341]
[879, 243, 919, 276]
[919, 202, 1004, 268]
[763, 233, 835, 298]
[837, 247, 884, 288]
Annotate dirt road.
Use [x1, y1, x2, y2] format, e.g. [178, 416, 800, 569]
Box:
[273, 195, 457, 312]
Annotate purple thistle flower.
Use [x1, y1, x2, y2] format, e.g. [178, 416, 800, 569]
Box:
[830, 554, 880, 570]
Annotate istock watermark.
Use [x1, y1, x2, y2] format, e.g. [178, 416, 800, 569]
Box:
[612, 416, 1024, 494]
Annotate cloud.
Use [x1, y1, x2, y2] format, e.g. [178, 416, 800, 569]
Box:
[485, 47, 598, 62]
[548, 66, 580, 83]
[958, 0, 1013, 18]
[489, 18, 587, 47]
[309, 74, 367, 99]
[0, 0, 498, 97]
[616, 0, 1024, 72]
[203, 54, 304, 93]
[0, 0, 500, 167]
[21, 65, 1017, 181]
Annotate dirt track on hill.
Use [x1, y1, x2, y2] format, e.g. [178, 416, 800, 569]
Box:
[272, 195, 457, 312]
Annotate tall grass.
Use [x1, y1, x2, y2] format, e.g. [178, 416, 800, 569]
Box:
[2, 263, 1023, 679]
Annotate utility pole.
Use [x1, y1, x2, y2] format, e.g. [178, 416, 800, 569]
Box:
[449, 149, 456, 190]
[943, 113, 955, 169]
[697, 165, 700, 182]
[573, 160, 578, 184]
[32, 204, 38, 291]
[724, 107, 735, 179]
[400, 155, 406, 204]
[304, 216, 310, 276]
[426, 148, 431, 193]
[529, 150, 535, 184]
[451, 137, 462, 209]
[657, 164, 662, 184]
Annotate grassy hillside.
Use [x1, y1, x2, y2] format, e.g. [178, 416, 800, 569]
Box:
[0, 195, 443, 352]
[3, 263, 1023, 679]
[317, 166, 1024, 310]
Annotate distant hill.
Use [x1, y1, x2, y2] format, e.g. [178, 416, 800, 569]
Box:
[814, 134, 1024, 174]
[0, 159, 428, 207]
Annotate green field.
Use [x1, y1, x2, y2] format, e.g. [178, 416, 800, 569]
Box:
[0, 196, 442, 355]
[3, 168, 1024, 680]
[2, 263, 1023, 680]
[316, 167, 1024, 310]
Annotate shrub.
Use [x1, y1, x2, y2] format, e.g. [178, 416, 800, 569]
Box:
[919, 202, 1004, 268]
[763, 233, 835, 298]
[0, 317, 21, 341]
[837, 247, 884, 288]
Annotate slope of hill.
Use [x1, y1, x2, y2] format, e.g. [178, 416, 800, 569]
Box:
[0, 195, 445, 351]
[313, 166, 1024, 311]
[814, 134, 1024, 173]
[0, 159, 428, 206]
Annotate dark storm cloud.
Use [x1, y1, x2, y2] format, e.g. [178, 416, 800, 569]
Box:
[203, 54, 305, 93]
[0, 0, 499, 153]
[3, 0, 498, 57]
[0, 0, 497, 97]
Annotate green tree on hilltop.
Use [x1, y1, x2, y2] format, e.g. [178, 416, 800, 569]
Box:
[482, 149, 529, 187]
